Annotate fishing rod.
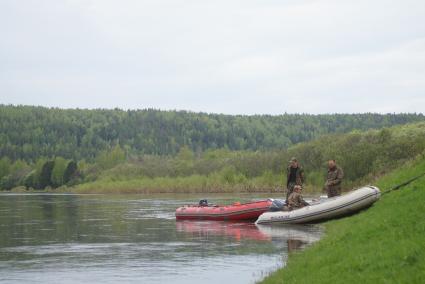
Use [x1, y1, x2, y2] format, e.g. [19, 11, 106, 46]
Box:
[381, 172, 425, 196]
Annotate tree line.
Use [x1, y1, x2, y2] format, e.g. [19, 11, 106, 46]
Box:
[1, 122, 425, 191]
[1, 104, 424, 163]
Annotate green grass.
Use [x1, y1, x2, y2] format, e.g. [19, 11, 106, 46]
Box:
[68, 171, 325, 194]
[69, 173, 283, 194]
[260, 157, 425, 284]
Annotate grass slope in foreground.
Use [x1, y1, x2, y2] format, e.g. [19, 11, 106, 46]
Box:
[261, 157, 425, 284]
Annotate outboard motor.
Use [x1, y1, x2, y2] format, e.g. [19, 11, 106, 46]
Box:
[269, 199, 285, 211]
[199, 199, 208, 207]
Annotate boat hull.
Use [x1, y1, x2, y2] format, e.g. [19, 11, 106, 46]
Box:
[175, 200, 272, 221]
[256, 186, 380, 225]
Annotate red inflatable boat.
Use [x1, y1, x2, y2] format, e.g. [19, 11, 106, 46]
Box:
[175, 200, 272, 221]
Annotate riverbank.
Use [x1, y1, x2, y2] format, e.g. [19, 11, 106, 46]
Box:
[260, 157, 425, 283]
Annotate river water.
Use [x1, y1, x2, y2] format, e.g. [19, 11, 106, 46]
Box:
[0, 193, 323, 284]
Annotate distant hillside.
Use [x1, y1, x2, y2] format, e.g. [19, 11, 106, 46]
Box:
[1, 121, 425, 191]
[0, 104, 424, 161]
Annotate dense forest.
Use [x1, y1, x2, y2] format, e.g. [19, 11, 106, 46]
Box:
[1, 105, 424, 163]
[72, 122, 425, 193]
[1, 112, 424, 192]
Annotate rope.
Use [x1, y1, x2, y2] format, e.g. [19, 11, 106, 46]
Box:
[381, 172, 425, 196]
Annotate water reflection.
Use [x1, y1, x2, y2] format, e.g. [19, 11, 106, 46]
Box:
[176, 220, 323, 251]
[287, 239, 306, 252]
[176, 221, 271, 241]
[0, 194, 323, 284]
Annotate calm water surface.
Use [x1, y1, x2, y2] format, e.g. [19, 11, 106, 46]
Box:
[0, 193, 323, 283]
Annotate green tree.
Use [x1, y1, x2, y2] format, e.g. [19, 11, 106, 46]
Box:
[23, 170, 36, 189]
[0, 157, 11, 179]
[0, 160, 30, 190]
[51, 157, 68, 187]
[175, 146, 195, 176]
[39, 160, 55, 189]
[63, 160, 78, 184]
[31, 158, 47, 189]
[96, 145, 126, 170]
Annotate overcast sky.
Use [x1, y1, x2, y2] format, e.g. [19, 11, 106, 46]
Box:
[0, 0, 424, 114]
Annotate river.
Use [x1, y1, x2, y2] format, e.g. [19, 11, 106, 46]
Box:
[0, 193, 323, 283]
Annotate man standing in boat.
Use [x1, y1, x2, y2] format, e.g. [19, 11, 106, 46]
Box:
[286, 157, 305, 204]
[325, 159, 344, 197]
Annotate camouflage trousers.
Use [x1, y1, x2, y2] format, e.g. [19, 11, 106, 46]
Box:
[285, 182, 296, 204]
[327, 186, 341, 198]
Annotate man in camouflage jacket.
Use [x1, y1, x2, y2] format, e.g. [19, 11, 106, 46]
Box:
[325, 159, 344, 198]
[287, 185, 309, 210]
[286, 157, 305, 204]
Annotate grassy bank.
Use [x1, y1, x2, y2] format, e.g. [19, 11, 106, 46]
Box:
[261, 157, 425, 283]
